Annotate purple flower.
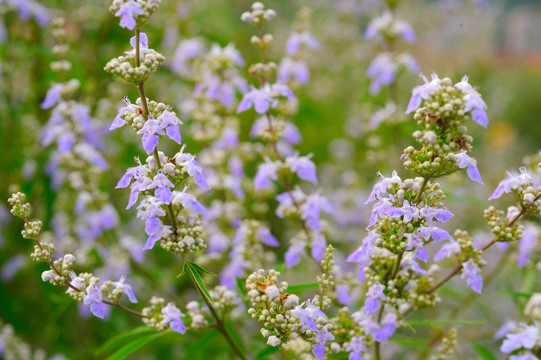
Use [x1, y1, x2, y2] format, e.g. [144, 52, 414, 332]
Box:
[368, 197, 394, 227]
[143, 217, 171, 250]
[365, 13, 416, 43]
[171, 38, 205, 76]
[286, 154, 318, 185]
[434, 241, 460, 261]
[41, 83, 63, 109]
[510, 353, 540, 360]
[254, 160, 278, 190]
[110, 97, 138, 130]
[256, 226, 279, 246]
[172, 188, 207, 215]
[417, 226, 451, 242]
[116, 161, 150, 189]
[158, 110, 183, 144]
[461, 259, 483, 293]
[161, 303, 187, 334]
[84, 280, 105, 319]
[137, 117, 165, 154]
[237, 83, 295, 114]
[366, 170, 402, 204]
[285, 241, 306, 268]
[405, 73, 442, 114]
[420, 206, 454, 223]
[373, 313, 398, 343]
[347, 231, 378, 283]
[463, 92, 488, 128]
[174, 146, 210, 190]
[286, 31, 319, 56]
[346, 336, 366, 360]
[366, 54, 397, 95]
[312, 325, 335, 360]
[278, 58, 310, 84]
[365, 283, 385, 313]
[404, 232, 429, 262]
[518, 224, 540, 267]
[290, 299, 326, 331]
[302, 192, 334, 231]
[501, 324, 540, 353]
[214, 127, 239, 150]
[385, 200, 420, 222]
[113, 276, 138, 303]
[125, 32, 150, 59]
[489, 167, 533, 200]
[115, 0, 144, 30]
[148, 173, 175, 204]
[454, 152, 483, 184]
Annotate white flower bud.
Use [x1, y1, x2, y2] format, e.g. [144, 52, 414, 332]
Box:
[265, 285, 280, 300]
[422, 131, 437, 144]
[524, 193, 535, 205]
[41, 270, 55, 282]
[525, 293, 541, 321]
[241, 12, 253, 22]
[284, 294, 299, 308]
[63, 254, 76, 263]
[252, 2, 264, 10]
[267, 335, 281, 347]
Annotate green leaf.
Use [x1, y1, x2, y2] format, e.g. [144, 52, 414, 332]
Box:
[189, 261, 216, 276]
[473, 343, 497, 360]
[235, 277, 246, 296]
[177, 262, 187, 278]
[288, 282, 320, 292]
[95, 327, 155, 357]
[495, 290, 533, 298]
[188, 263, 215, 305]
[255, 346, 280, 359]
[389, 337, 435, 354]
[224, 318, 246, 353]
[105, 331, 170, 360]
[407, 318, 486, 327]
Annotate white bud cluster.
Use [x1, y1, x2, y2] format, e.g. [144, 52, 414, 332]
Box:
[142, 296, 168, 330]
[210, 286, 240, 314]
[160, 208, 206, 254]
[8, 192, 30, 218]
[240, 2, 276, 26]
[30, 243, 56, 262]
[66, 272, 97, 302]
[104, 50, 165, 85]
[109, 0, 161, 25]
[186, 301, 208, 329]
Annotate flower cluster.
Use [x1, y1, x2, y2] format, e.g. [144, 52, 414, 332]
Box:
[498, 294, 541, 360]
[402, 74, 487, 183]
[110, 0, 161, 30]
[239, 2, 333, 269]
[104, 33, 165, 85]
[142, 297, 187, 334]
[246, 269, 337, 360]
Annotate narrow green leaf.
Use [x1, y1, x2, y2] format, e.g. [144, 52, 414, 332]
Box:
[255, 346, 280, 359]
[407, 318, 486, 327]
[473, 343, 497, 360]
[495, 290, 533, 298]
[189, 261, 216, 276]
[95, 327, 155, 357]
[235, 277, 246, 296]
[390, 337, 435, 354]
[177, 262, 187, 278]
[224, 318, 246, 353]
[106, 331, 170, 360]
[288, 282, 320, 292]
[188, 263, 215, 305]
